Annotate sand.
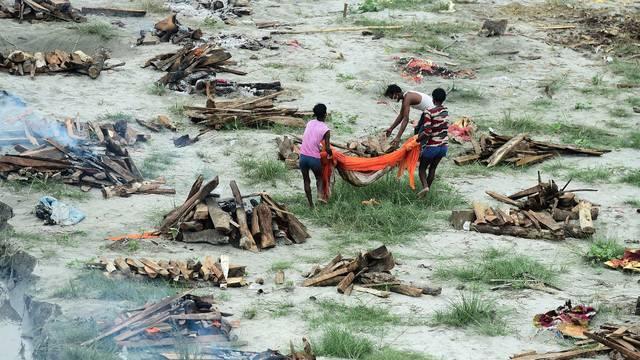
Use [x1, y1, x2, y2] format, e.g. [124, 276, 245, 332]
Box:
[1, 0, 639, 359]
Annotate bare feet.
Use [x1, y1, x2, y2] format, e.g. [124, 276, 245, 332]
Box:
[417, 187, 430, 198]
[318, 198, 328, 205]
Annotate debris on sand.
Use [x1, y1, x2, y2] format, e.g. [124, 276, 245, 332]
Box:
[160, 177, 310, 252]
[451, 174, 600, 240]
[303, 245, 442, 298]
[511, 322, 640, 360]
[187, 91, 309, 130]
[144, 43, 245, 93]
[453, 131, 610, 167]
[35, 195, 85, 226]
[0, 0, 85, 22]
[211, 33, 279, 51]
[605, 249, 640, 273]
[480, 19, 508, 37]
[81, 291, 243, 350]
[93, 255, 247, 287]
[0, 47, 124, 79]
[533, 300, 596, 339]
[167, 0, 252, 23]
[137, 14, 203, 46]
[397, 57, 476, 82]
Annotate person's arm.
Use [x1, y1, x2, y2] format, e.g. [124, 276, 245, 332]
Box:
[388, 99, 411, 145]
[416, 113, 432, 143]
[324, 130, 332, 158]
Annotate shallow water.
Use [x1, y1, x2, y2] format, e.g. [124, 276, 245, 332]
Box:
[0, 280, 31, 360]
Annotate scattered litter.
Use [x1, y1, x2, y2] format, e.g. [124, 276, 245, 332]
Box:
[361, 198, 380, 206]
[303, 245, 441, 298]
[211, 33, 279, 51]
[397, 57, 476, 82]
[35, 196, 85, 226]
[0, 0, 85, 22]
[453, 131, 610, 167]
[137, 14, 202, 46]
[451, 173, 600, 240]
[605, 249, 640, 273]
[160, 177, 310, 252]
[533, 300, 596, 339]
[107, 232, 160, 241]
[448, 116, 476, 143]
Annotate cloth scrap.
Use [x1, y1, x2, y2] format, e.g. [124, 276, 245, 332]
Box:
[605, 249, 640, 272]
[107, 231, 160, 241]
[397, 57, 476, 82]
[35, 196, 85, 226]
[533, 300, 596, 339]
[448, 116, 476, 143]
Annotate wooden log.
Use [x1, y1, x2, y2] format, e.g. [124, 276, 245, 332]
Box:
[181, 229, 229, 245]
[389, 284, 423, 297]
[81, 6, 147, 17]
[255, 203, 275, 249]
[584, 332, 640, 360]
[353, 285, 390, 298]
[473, 224, 564, 240]
[250, 207, 261, 240]
[275, 270, 285, 285]
[194, 202, 209, 220]
[578, 201, 595, 234]
[336, 272, 355, 294]
[528, 211, 561, 231]
[453, 153, 480, 165]
[552, 207, 598, 221]
[87, 48, 108, 79]
[230, 180, 258, 252]
[303, 268, 349, 287]
[486, 133, 526, 167]
[510, 345, 608, 360]
[160, 177, 219, 232]
[205, 197, 231, 233]
[486, 191, 523, 208]
[472, 201, 488, 224]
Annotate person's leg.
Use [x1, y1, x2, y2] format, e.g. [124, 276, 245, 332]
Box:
[310, 158, 325, 204]
[426, 156, 443, 188]
[300, 156, 314, 208]
[417, 148, 433, 197]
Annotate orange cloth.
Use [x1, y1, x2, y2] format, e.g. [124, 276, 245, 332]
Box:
[107, 231, 160, 241]
[320, 135, 421, 198]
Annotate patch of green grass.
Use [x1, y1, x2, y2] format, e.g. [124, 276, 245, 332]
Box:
[610, 60, 640, 84]
[294, 70, 307, 82]
[136, 0, 167, 13]
[625, 199, 640, 207]
[433, 292, 508, 336]
[307, 300, 402, 331]
[53, 270, 182, 303]
[574, 102, 593, 110]
[270, 260, 293, 272]
[264, 63, 286, 69]
[54, 231, 85, 247]
[139, 149, 179, 179]
[530, 98, 553, 108]
[435, 248, 558, 288]
[71, 20, 119, 40]
[0, 178, 90, 201]
[238, 158, 289, 185]
[621, 169, 640, 187]
[609, 107, 631, 118]
[337, 73, 357, 82]
[366, 348, 437, 360]
[327, 111, 358, 133]
[284, 174, 465, 246]
[539, 73, 568, 97]
[317, 327, 373, 359]
[201, 16, 223, 29]
[99, 112, 134, 123]
[591, 74, 604, 86]
[584, 238, 625, 265]
[449, 87, 485, 102]
[243, 306, 257, 319]
[34, 318, 118, 360]
[318, 61, 335, 70]
[495, 112, 546, 133]
[147, 83, 167, 96]
[605, 120, 628, 129]
[359, 0, 450, 12]
[127, 239, 140, 253]
[626, 97, 640, 107]
[168, 100, 188, 118]
[565, 166, 618, 184]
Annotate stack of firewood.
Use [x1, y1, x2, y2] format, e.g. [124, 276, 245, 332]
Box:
[0, 48, 123, 79]
[144, 43, 245, 92]
[454, 131, 610, 167]
[187, 91, 310, 130]
[160, 177, 310, 252]
[0, 0, 85, 22]
[512, 323, 640, 360]
[80, 292, 239, 350]
[137, 14, 203, 46]
[451, 174, 599, 240]
[93, 255, 247, 287]
[303, 245, 442, 298]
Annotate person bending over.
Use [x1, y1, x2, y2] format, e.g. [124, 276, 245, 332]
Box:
[299, 104, 333, 208]
[384, 84, 435, 147]
[416, 88, 449, 198]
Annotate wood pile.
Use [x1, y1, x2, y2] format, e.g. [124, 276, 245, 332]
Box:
[160, 176, 310, 252]
[137, 14, 203, 46]
[511, 323, 640, 360]
[143, 43, 245, 92]
[0, 0, 85, 22]
[303, 245, 442, 298]
[453, 131, 610, 167]
[451, 174, 599, 240]
[186, 91, 310, 130]
[94, 255, 247, 287]
[0, 48, 123, 79]
[80, 291, 240, 350]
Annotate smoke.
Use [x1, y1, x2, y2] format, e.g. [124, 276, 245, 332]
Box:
[0, 90, 79, 148]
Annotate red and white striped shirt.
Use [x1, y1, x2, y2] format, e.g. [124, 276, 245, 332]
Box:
[420, 105, 449, 148]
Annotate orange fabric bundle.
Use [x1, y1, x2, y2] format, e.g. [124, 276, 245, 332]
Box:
[320, 135, 421, 198]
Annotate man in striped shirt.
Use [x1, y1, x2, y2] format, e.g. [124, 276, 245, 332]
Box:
[416, 88, 449, 197]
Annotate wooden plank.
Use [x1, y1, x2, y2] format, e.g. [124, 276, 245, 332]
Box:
[389, 284, 423, 297]
[193, 202, 209, 220]
[508, 185, 541, 200]
[337, 272, 355, 294]
[510, 345, 608, 360]
[255, 203, 275, 249]
[303, 268, 349, 287]
[530, 211, 561, 231]
[578, 201, 594, 234]
[205, 197, 231, 233]
[230, 180, 258, 252]
[353, 285, 390, 298]
[275, 270, 285, 285]
[486, 191, 523, 207]
[486, 133, 526, 167]
[472, 201, 488, 224]
[160, 177, 219, 232]
[453, 153, 480, 166]
[584, 331, 640, 360]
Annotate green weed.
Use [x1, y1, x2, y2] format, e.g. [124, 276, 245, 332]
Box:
[265, 63, 286, 69]
[140, 149, 179, 179]
[147, 83, 167, 96]
[136, 0, 167, 13]
[584, 238, 625, 265]
[530, 98, 553, 108]
[307, 300, 401, 331]
[238, 158, 289, 185]
[270, 260, 293, 272]
[610, 60, 640, 84]
[0, 178, 89, 201]
[317, 327, 373, 359]
[34, 318, 118, 360]
[366, 348, 437, 360]
[539, 73, 567, 97]
[294, 70, 307, 82]
[337, 73, 357, 82]
[621, 169, 640, 187]
[574, 102, 593, 110]
[99, 112, 134, 123]
[71, 20, 119, 40]
[318, 61, 335, 70]
[449, 88, 485, 102]
[625, 199, 640, 207]
[433, 292, 508, 336]
[609, 107, 631, 118]
[327, 112, 358, 133]
[201, 16, 223, 29]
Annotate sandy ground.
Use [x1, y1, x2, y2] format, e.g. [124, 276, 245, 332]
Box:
[1, 0, 640, 359]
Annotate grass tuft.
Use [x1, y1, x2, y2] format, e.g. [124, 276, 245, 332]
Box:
[317, 327, 373, 359]
[147, 83, 167, 96]
[238, 158, 289, 185]
[0, 178, 89, 201]
[139, 149, 179, 179]
[270, 260, 293, 272]
[609, 107, 631, 118]
[610, 60, 640, 84]
[433, 292, 508, 336]
[584, 238, 625, 265]
[136, 0, 167, 13]
[621, 169, 640, 187]
[307, 300, 403, 331]
[99, 112, 134, 123]
[34, 318, 118, 360]
[71, 20, 119, 40]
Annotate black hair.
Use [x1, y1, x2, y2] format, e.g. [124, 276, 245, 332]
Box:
[432, 88, 446, 104]
[313, 103, 327, 121]
[385, 84, 403, 97]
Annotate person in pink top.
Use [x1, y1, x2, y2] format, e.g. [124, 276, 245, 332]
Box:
[300, 104, 332, 208]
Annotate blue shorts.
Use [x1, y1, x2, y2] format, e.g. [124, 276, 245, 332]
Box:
[421, 146, 448, 160]
[299, 154, 321, 173]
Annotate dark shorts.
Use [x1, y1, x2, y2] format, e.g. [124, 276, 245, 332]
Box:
[421, 146, 448, 161]
[299, 154, 321, 173]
